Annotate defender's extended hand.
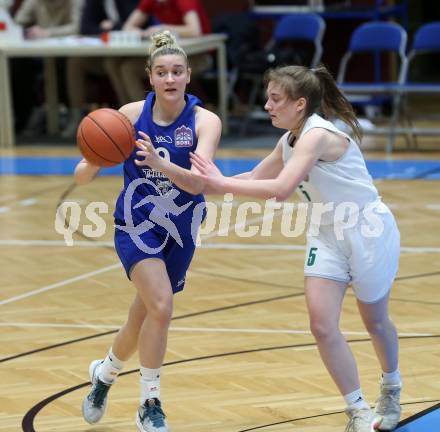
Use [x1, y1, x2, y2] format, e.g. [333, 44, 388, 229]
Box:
[190, 152, 226, 191]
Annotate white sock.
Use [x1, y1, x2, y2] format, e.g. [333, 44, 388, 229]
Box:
[140, 367, 161, 404]
[382, 368, 401, 386]
[344, 388, 369, 410]
[98, 348, 124, 384]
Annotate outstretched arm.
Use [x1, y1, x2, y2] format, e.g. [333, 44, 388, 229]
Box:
[74, 159, 101, 185]
[232, 137, 285, 180]
[135, 107, 221, 195]
[191, 129, 326, 201]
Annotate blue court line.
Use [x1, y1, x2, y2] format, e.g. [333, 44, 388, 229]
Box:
[395, 402, 440, 431]
[1, 156, 440, 179]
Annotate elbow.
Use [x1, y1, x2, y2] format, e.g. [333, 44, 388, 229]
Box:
[74, 173, 89, 186]
[74, 164, 98, 186]
[274, 189, 290, 202]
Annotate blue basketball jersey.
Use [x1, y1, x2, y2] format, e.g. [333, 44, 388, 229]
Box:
[114, 92, 205, 239]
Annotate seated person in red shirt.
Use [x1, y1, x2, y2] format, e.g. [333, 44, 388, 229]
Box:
[105, 0, 212, 105]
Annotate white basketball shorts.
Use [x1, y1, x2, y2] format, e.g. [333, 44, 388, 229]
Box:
[303, 201, 400, 303]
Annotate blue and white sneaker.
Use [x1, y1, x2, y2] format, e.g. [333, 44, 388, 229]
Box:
[136, 398, 170, 432]
[82, 359, 112, 424]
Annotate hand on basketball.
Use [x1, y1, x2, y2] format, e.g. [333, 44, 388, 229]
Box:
[134, 131, 163, 170]
[190, 152, 225, 190]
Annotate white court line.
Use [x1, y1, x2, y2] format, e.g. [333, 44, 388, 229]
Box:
[0, 239, 115, 247]
[0, 212, 281, 305]
[201, 243, 306, 251]
[2, 205, 439, 306]
[201, 208, 284, 238]
[203, 244, 440, 254]
[0, 263, 121, 306]
[400, 246, 440, 253]
[18, 198, 37, 207]
[0, 322, 433, 338]
[426, 204, 440, 210]
[1, 239, 440, 254]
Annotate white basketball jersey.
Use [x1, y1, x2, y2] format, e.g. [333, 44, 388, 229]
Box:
[281, 114, 379, 225]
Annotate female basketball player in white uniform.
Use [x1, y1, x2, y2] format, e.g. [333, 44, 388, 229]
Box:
[190, 65, 401, 432]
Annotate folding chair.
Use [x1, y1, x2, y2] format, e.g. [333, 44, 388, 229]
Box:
[400, 21, 440, 148]
[240, 13, 326, 136]
[201, 13, 260, 114]
[336, 21, 408, 152]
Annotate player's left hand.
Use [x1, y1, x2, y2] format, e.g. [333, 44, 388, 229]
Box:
[134, 131, 163, 170]
[190, 152, 226, 191]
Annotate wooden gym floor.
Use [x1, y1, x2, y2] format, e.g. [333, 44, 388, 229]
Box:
[1, 141, 440, 431]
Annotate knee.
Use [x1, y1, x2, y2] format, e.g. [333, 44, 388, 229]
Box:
[148, 295, 173, 327]
[309, 318, 339, 342]
[125, 302, 147, 332]
[364, 317, 389, 336]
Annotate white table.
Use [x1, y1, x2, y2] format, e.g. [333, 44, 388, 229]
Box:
[0, 34, 228, 148]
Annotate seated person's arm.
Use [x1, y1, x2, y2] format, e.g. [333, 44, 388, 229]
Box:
[142, 11, 202, 38]
[44, 0, 83, 37]
[13, 0, 35, 28]
[122, 9, 149, 33]
[80, 0, 109, 35]
[144, 11, 202, 38]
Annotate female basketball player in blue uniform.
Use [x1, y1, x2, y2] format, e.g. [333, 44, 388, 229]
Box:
[190, 65, 402, 432]
[74, 30, 221, 432]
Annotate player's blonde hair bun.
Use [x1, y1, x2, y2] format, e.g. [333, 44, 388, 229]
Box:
[147, 30, 187, 71]
[150, 30, 178, 52]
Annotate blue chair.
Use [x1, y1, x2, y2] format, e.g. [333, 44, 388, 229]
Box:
[337, 21, 407, 84]
[408, 21, 440, 56]
[336, 21, 408, 152]
[271, 12, 326, 68]
[240, 13, 326, 136]
[399, 22, 440, 148]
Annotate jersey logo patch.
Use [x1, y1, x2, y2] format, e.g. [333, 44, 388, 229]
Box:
[154, 135, 173, 144]
[174, 125, 193, 148]
[156, 179, 173, 197]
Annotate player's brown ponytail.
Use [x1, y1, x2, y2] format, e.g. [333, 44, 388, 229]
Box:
[264, 64, 362, 143]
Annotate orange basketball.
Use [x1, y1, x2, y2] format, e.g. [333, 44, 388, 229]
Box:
[77, 108, 136, 167]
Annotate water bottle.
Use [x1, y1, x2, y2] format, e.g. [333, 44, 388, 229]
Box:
[0, 2, 23, 45]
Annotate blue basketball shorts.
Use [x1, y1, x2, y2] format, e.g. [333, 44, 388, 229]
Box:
[114, 225, 197, 294]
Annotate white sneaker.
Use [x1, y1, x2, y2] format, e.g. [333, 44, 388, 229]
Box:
[374, 383, 401, 430]
[136, 398, 170, 432]
[81, 359, 112, 424]
[345, 407, 383, 432]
